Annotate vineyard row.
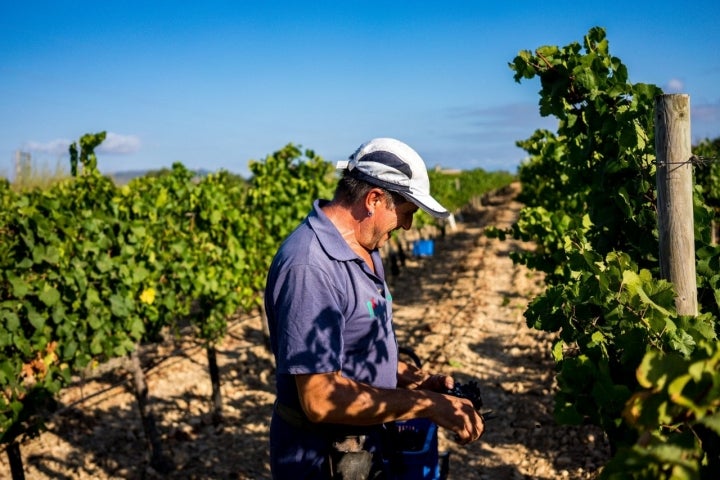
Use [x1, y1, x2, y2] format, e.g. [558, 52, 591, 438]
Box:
[0, 133, 514, 476]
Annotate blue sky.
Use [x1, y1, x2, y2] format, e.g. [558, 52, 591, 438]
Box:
[1, 1, 719, 179]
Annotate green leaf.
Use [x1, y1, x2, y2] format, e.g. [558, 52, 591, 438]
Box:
[8, 275, 30, 298]
[131, 266, 149, 284]
[622, 270, 673, 317]
[39, 285, 60, 307]
[63, 340, 78, 360]
[155, 188, 168, 208]
[16, 257, 33, 269]
[2, 310, 20, 333]
[26, 305, 45, 330]
[110, 295, 130, 318]
[85, 288, 101, 308]
[699, 412, 720, 435]
[43, 245, 60, 265]
[129, 317, 145, 339]
[667, 374, 694, 407]
[667, 328, 696, 358]
[90, 332, 104, 355]
[95, 254, 112, 273]
[639, 350, 691, 388]
[88, 314, 103, 330]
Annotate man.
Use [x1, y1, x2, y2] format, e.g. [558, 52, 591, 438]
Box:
[265, 138, 484, 479]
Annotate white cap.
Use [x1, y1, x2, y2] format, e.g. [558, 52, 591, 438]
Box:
[336, 138, 449, 219]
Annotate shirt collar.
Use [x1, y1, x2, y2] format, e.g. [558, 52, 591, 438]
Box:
[307, 199, 366, 263]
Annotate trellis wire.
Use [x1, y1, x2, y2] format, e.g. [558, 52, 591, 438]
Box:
[656, 155, 720, 167]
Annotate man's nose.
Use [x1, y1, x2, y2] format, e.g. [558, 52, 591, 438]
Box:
[401, 215, 413, 230]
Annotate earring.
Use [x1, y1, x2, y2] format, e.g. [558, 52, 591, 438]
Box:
[367, 211, 373, 217]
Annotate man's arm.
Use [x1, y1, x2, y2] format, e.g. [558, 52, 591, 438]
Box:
[295, 371, 484, 445]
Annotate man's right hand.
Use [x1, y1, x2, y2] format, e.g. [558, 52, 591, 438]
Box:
[431, 393, 485, 444]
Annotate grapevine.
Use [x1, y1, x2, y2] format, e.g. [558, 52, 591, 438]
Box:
[494, 26, 720, 477]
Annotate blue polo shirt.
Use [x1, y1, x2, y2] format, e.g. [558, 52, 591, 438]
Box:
[265, 199, 399, 478]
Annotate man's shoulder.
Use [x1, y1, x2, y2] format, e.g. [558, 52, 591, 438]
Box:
[277, 221, 318, 256]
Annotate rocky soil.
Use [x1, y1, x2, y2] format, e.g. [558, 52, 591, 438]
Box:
[1, 183, 611, 479]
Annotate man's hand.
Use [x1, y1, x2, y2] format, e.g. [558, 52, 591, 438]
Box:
[415, 373, 454, 393]
[397, 360, 454, 392]
[431, 393, 485, 445]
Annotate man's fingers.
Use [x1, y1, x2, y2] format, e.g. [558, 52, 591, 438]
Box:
[444, 375, 454, 390]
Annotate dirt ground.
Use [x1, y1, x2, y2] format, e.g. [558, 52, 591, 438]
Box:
[1, 183, 611, 479]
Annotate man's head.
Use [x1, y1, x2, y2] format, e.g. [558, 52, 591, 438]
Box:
[336, 138, 450, 219]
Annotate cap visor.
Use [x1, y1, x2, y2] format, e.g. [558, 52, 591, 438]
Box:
[403, 193, 450, 219]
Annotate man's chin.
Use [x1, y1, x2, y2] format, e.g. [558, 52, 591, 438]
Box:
[376, 235, 390, 249]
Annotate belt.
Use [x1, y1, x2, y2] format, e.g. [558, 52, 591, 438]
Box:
[274, 400, 317, 430]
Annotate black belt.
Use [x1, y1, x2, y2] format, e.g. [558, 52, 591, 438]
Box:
[273, 400, 316, 430]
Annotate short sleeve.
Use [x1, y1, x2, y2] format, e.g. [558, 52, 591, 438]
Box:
[271, 264, 345, 375]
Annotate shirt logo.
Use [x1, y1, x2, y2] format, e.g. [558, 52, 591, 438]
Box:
[366, 298, 378, 319]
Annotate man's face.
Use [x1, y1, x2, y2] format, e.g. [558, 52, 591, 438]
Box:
[370, 196, 418, 249]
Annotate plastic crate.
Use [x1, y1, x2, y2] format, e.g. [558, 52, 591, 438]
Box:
[385, 418, 440, 479]
[412, 239, 435, 257]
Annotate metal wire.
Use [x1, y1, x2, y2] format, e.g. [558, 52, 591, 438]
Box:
[690, 155, 720, 166]
[656, 155, 720, 167]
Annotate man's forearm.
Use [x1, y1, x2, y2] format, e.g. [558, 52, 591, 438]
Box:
[294, 370, 485, 444]
[295, 371, 435, 426]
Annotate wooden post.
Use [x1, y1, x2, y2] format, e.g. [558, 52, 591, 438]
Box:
[655, 94, 697, 316]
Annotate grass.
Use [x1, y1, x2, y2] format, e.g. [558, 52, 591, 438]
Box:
[3, 153, 70, 191]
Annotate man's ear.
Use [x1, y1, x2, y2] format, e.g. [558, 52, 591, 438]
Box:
[365, 188, 385, 210]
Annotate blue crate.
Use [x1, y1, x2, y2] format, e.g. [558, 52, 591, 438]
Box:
[412, 239, 435, 257]
[386, 418, 440, 479]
